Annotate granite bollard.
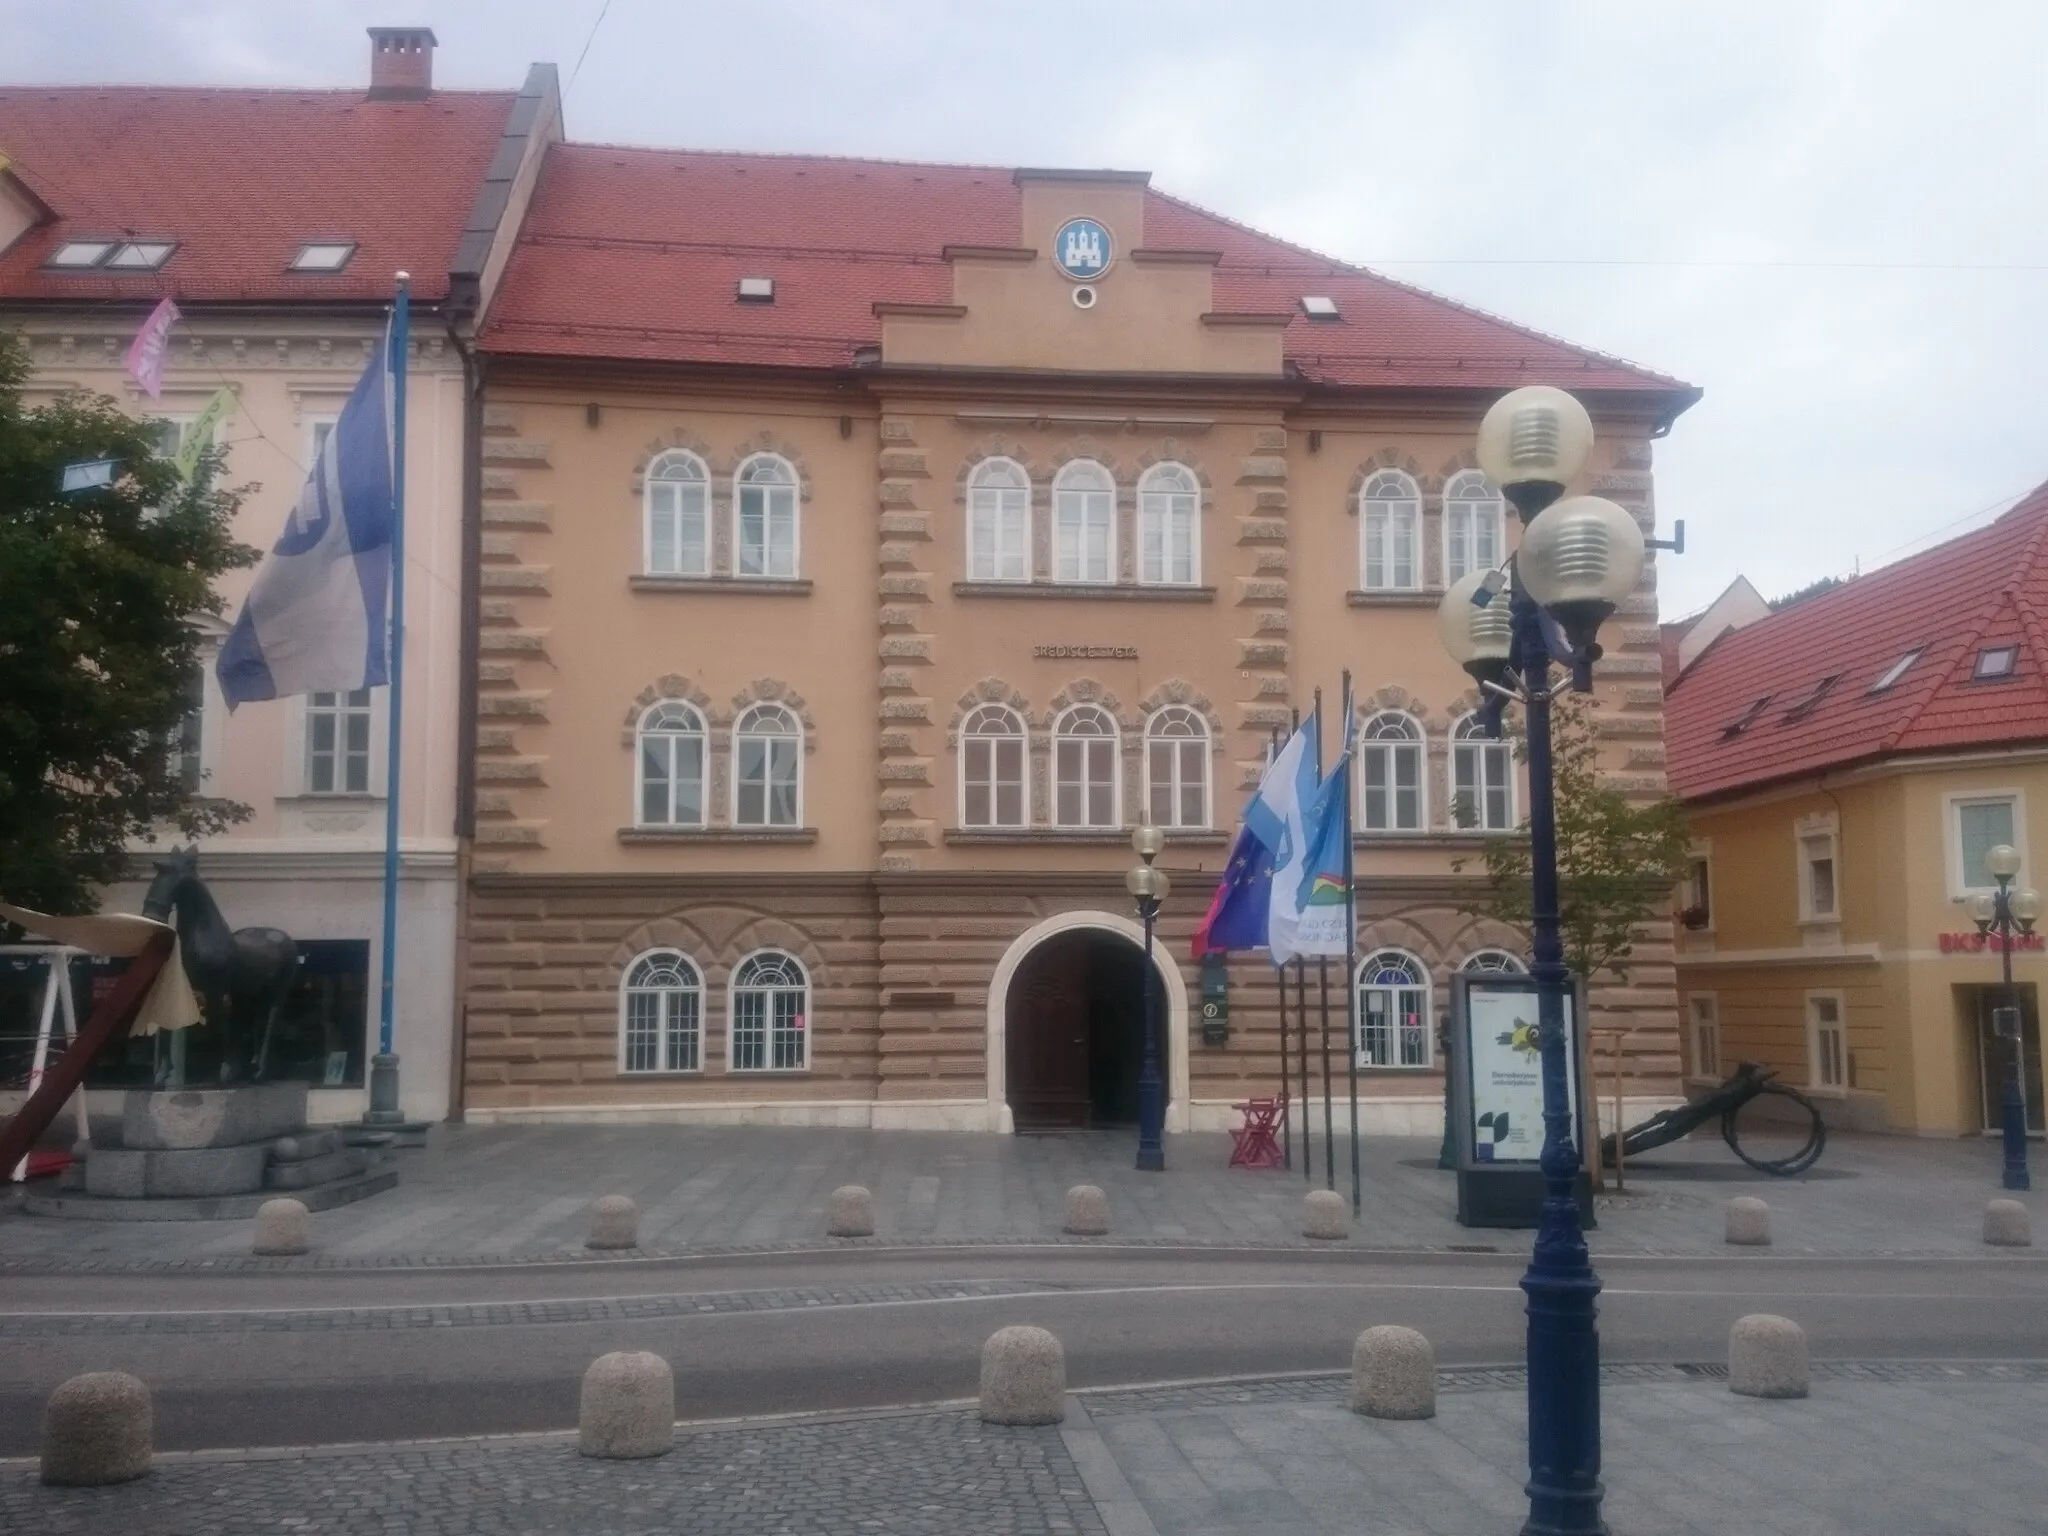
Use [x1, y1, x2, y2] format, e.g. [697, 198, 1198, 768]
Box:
[828, 1184, 874, 1238]
[1984, 1199, 2032, 1248]
[586, 1194, 639, 1251]
[1729, 1313, 1809, 1399]
[1725, 1195, 1772, 1247]
[1063, 1184, 1110, 1236]
[1303, 1188, 1348, 1240]
[40, 1371, 152, 1486]
[979, 1325, 1066, 1425]
[1351, 1326, 1436, 1419]
[251, 1196, 311, 1256]
[578, 1351, 674, 1459]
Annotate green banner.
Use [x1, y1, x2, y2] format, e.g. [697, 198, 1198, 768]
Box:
[174, 386, 237, 483]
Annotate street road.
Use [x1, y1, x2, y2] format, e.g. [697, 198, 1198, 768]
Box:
[2, 1245, 2041, 1454]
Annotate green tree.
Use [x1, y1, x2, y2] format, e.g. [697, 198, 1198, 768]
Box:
[0, 332, 256, 913]
[1455, 689, 1692, 983]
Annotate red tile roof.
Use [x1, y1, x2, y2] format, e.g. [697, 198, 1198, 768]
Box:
[1666, 482, 2048, 803]
[480, 145, 1694, 397]
[0, 86, 516, 304]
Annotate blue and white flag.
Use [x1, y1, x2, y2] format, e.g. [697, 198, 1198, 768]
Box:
[1290, 702, 1357, 959]
[216, 324, 396, 707]
[1255, 711, 1321, 965]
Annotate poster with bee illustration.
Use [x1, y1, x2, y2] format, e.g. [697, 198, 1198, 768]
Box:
[1465, 980, 1582, 1165]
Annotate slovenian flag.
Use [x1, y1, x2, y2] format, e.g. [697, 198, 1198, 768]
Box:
[1191, 712, 1318, 959]
[1286, 702, 1357, 960]
[216, 320, 397, 707]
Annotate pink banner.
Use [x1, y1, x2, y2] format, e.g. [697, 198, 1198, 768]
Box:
[124, 296, 180, 400]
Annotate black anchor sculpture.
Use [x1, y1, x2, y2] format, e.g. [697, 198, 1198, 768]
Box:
[140, 847, 299, 1084]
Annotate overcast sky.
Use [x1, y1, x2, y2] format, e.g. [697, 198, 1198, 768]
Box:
[8, 0, 2044, 616]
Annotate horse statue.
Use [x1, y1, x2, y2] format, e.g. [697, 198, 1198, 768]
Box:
[141, 847, 300, 1084]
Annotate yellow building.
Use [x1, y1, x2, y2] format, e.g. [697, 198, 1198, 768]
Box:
[1666, 488, 2048, 1135]
[460, 149, 1698, 1136]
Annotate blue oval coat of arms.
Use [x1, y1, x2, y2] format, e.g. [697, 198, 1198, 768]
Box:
[1052, 217, 1113, 281]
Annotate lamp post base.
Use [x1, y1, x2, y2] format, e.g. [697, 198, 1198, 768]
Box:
[358, 1053, 433, 1148]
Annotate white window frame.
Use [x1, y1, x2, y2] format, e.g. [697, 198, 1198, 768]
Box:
[1443, 469, 1504, 586]
[1144, 705, 1211, 829]
[1355, 949, 1433, 1069]
[733, 453, 800, 579]
[732, 702, 803, 828]
[302, 687, 379, 797]
[307, 415, 338, 469]
[1052, 459, 1116, 584]
[1460, 950, 1527, 975]
[634, 700, 708, 828]
[1687, 993, 1722, 1083]
[644, 449, 712, 577]
[1052, 703, 1121, 828]
[1946, 789, 2027, 899]
[1681, 843, 1714, 932]
[1137, 462, 1200, 586]
[728, 949, 810, 1072]
[1805, 989, 1848, 1096]
[169, 640, 223, 795]
[965, 456, 1032, 583]
[959, 703, 1029, 829]
[618, 949, 704, 1074]
[1795, 815, 1840, 924]
[1359, 469, 1421, 592]
[1451, 714, 1517, 831]
[1358, 710, 1427, 832]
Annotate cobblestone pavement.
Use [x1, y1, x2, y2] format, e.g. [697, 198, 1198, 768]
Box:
[1, 1122, 2038, 1269]
[6, 1370, 2044, 1536]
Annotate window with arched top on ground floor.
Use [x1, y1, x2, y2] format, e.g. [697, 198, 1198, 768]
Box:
[1460, 949, 1527, 975]
[1356, 948, 1432, 1069]
[730, 949, 809, 1072]
[1053, 703, 1120, 828]
[619, 949, 703, 1073]
[960, 703, 1028, 828]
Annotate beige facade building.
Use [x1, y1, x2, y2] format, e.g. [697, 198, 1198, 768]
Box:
[460, 152, 1697, 1135]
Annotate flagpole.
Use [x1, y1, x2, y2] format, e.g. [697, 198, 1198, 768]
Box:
[1342, 669, 1361, 1217]
[1266, 725, 1290, 1172]
[366, 274, 410, 1129]
[1296, 960, 1310, 1184]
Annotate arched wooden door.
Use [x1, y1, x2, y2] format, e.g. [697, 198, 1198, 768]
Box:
[1005, 932, 1092, 1129]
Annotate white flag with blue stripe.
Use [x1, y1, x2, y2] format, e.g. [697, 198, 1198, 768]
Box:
[216, 324, 396, 707]
[1251, 709, 1321, 965]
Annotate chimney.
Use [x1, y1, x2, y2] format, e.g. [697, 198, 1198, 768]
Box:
[367, 27, 437, 98]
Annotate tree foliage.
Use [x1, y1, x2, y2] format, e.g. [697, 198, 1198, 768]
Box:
[1456, 689, 1692, 982]
[0, 332, 256, 913]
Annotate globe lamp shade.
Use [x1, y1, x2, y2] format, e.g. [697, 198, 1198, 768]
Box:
[2012, 888, 2042, 931]
[1476, 385, 1595, 498]
[1437, 570, 1515, 687]
[1971, 892, 1998, 930]
[1517, 495, 1646, 658]
[1131, 824, 1167, 860]
[1126, 865, 1170, 905]
[1987, 844, 2023, 881]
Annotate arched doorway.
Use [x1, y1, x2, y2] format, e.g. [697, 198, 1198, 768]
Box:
[1005, 928, 1160, 1129]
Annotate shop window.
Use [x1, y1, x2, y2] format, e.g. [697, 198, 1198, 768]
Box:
[645, 450, 711, 576]
[1359, 712, 1425, 831]
[1688, 994, 1721, 1080]
[636, 701, 706, 827]
[966, 457, 1031, 582]
[1359, 470, 1420, 591]
[1443, 469, 1503, 585]
[1053, 704, 1120, 828]
[1145, 706, 1209, 828]
[1806, 992, 1846, 1093]
[730, 950, 808, 1071]
[1356, 949, 1432, 1068]
[620, 950, 702, 1073]
[960, 704, 1027, 828]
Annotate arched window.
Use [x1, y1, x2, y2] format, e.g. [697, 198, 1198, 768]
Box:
[1358, 711, 1424, 832]
[1138, 463, 1200, 585]
[960, 704, 1027, 828]
[1360, 470, 1420, 591]
[1053, 460, 1115, 583]
[734, 702, 802, 827]
[620, 950, 703, 1073]
[734, 454, 800, 578]
[636, 700, 706, 826]
[966, 458, 1031, 582]
[644, 450, 710, 575]
[1356, 949, 1431, 1069]
[1443, 470, 1503, 585]
[1461, 949, 1528, 974]
[1053, 704, 1120, 827]
[1145, 706, 1209, 828]
[730, 950, 809, 1071]
[1452, 714, 1516, 830]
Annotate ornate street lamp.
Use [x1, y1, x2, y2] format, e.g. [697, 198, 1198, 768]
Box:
[1438, 384, 1642, 1536]
[1128, 824, 1170, 1172]
[1971, 842, 2039, 1191]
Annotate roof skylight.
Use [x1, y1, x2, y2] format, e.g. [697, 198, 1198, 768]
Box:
[736, 276, 775, 303]
[1299, 295, 1340, 319]
[1974, 645, 2018, 681]
[46, 240, 116, 268]
[1720, 695, 1774, 739]
[104, 241, 176, 271]
[1868, 648, 1922, 694]
[290, 242, 356, 273]
[1782, 674, 1840, 723]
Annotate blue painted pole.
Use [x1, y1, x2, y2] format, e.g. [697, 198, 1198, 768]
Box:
[1998, 885, 2031, 1191]
[1508, 519, 1606, 1536]
[367, 275, 409, 1125]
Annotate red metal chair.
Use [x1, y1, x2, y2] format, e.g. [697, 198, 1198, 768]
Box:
[1229, 1092, 1286, 1168]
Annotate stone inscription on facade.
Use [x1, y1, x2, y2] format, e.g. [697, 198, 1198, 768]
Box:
[1032, 645, 1138, 660]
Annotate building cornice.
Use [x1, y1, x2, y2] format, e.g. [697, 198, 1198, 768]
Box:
[1683, 743, 2048, 814]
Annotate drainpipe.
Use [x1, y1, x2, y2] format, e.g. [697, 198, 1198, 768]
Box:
[444, 313, 484, 1123]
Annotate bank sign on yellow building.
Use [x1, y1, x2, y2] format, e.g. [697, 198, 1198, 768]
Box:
[1666, 491, 2048, 1137]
